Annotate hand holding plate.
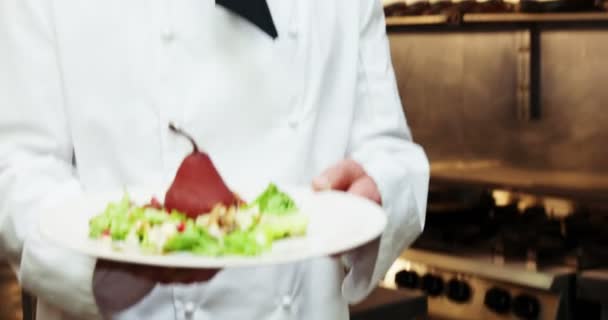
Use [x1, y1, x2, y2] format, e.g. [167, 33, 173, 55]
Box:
[312, 159, 382, 259]
[93, 259, 219, 315]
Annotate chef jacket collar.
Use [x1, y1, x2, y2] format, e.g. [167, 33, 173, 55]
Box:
[216, 0, 278, 39]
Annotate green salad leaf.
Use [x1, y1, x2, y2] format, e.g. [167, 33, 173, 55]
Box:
[260, 213, 309, 240]
[164, 221, 205, 251]
[89, 192, 132, 239]
[88, 214, 110, 238]
[251, 183, 298, 215]
[223, 228, 271, 256]
[142, 208, 169, 225]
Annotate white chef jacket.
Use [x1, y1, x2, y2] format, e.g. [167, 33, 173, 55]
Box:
[0, 0, 429, 319]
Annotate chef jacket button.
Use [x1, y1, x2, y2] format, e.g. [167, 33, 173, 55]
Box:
[288, 26, 298, 38]
[281, 295, 293, 309]
[161, 29, 175, 43]
[183, 301, 196, 317]
[288, 14, 299, 38]
[287, 118, 299, 129]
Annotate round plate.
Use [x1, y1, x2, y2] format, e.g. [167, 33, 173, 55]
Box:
[39, 184, 387, 268]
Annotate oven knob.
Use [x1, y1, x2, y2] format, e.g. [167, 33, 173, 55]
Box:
[484, 287, 511, 314]
[447, 279, 472, 303]
[512, 294, 541, 319]
[421, 274, 444, 296]
[395, 270, 420, 289]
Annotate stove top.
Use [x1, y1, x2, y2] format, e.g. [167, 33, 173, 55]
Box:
[381, 189, 607, 319]
[382, 249, 574, 320]
[414, 194, 608, 270]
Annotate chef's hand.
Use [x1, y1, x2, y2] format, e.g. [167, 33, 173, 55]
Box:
[312, 159, 382, 259]
[93, 259, 218, 314]
[312, 159, 382, 204]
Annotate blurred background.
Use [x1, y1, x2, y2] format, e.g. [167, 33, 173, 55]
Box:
[0, 263, 23, 320]
[378, 0, 608, 319]
[3, 0, 608, 319]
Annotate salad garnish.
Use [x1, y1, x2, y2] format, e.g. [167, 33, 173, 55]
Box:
[88, 183, 308, 256]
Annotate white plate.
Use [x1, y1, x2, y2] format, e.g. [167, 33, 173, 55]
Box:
[39, 184, 387, 268]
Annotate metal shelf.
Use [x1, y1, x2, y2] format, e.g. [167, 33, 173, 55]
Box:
[386, 12, 608, 27]
[385, 15, 449, 26]
[464, 12, 608, 23]
[430, 160, 608, 203]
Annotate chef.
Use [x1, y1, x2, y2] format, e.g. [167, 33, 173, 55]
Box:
[0, 0, 429, 319]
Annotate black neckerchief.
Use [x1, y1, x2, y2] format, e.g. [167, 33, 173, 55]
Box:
[216, 0, 278, 39]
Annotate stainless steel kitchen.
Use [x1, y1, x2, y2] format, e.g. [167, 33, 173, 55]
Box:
[378, 0, 608, 318]
[2, 0, 608, 319]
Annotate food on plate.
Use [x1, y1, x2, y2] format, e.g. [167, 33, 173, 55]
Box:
[87, 124, 308, 256]
[164, 123, 240, 219]
[88, 183, 308, 255]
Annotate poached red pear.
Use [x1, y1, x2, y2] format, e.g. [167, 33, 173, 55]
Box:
[164, 123, 238, 219]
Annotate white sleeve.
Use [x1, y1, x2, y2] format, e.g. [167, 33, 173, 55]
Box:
[0, 1, 101, 318]
[341, 0, 429, 304]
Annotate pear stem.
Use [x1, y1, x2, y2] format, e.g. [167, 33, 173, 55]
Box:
[168, 123, 200, 153]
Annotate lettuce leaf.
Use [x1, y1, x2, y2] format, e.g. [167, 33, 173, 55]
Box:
[89, 193, 132, 239]
[260, 212, 309, 240]
[251, 183, 298, 215]
[88, 214, 110, 238]
[164, 221, 204, 251]
[109, 213, 132, 240]
[222, 229, 271, 256]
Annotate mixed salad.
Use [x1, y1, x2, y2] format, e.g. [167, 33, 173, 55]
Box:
[88, 184, 309, 256]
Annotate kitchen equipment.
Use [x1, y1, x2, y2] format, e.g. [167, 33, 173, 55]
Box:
[383, 249, 573, 320]
[519, 0, 602, 12]
[427, 0, 456, 14]
[382, 191, 608, 319]
[384, 0, 410, 16]
[406, 0, 434, 15]
[384, 0, 516, 16]
[349, 287, 427, 320]
[469, 0, 516, 13]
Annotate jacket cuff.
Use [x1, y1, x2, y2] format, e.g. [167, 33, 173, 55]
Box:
[18, 183, 103, 319]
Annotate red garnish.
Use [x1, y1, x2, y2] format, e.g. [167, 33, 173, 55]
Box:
[177, 222, 186, 233]
[144, 196, 164, 210]
[102, 229, 110, 236]
[150, 197, 163, 209]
